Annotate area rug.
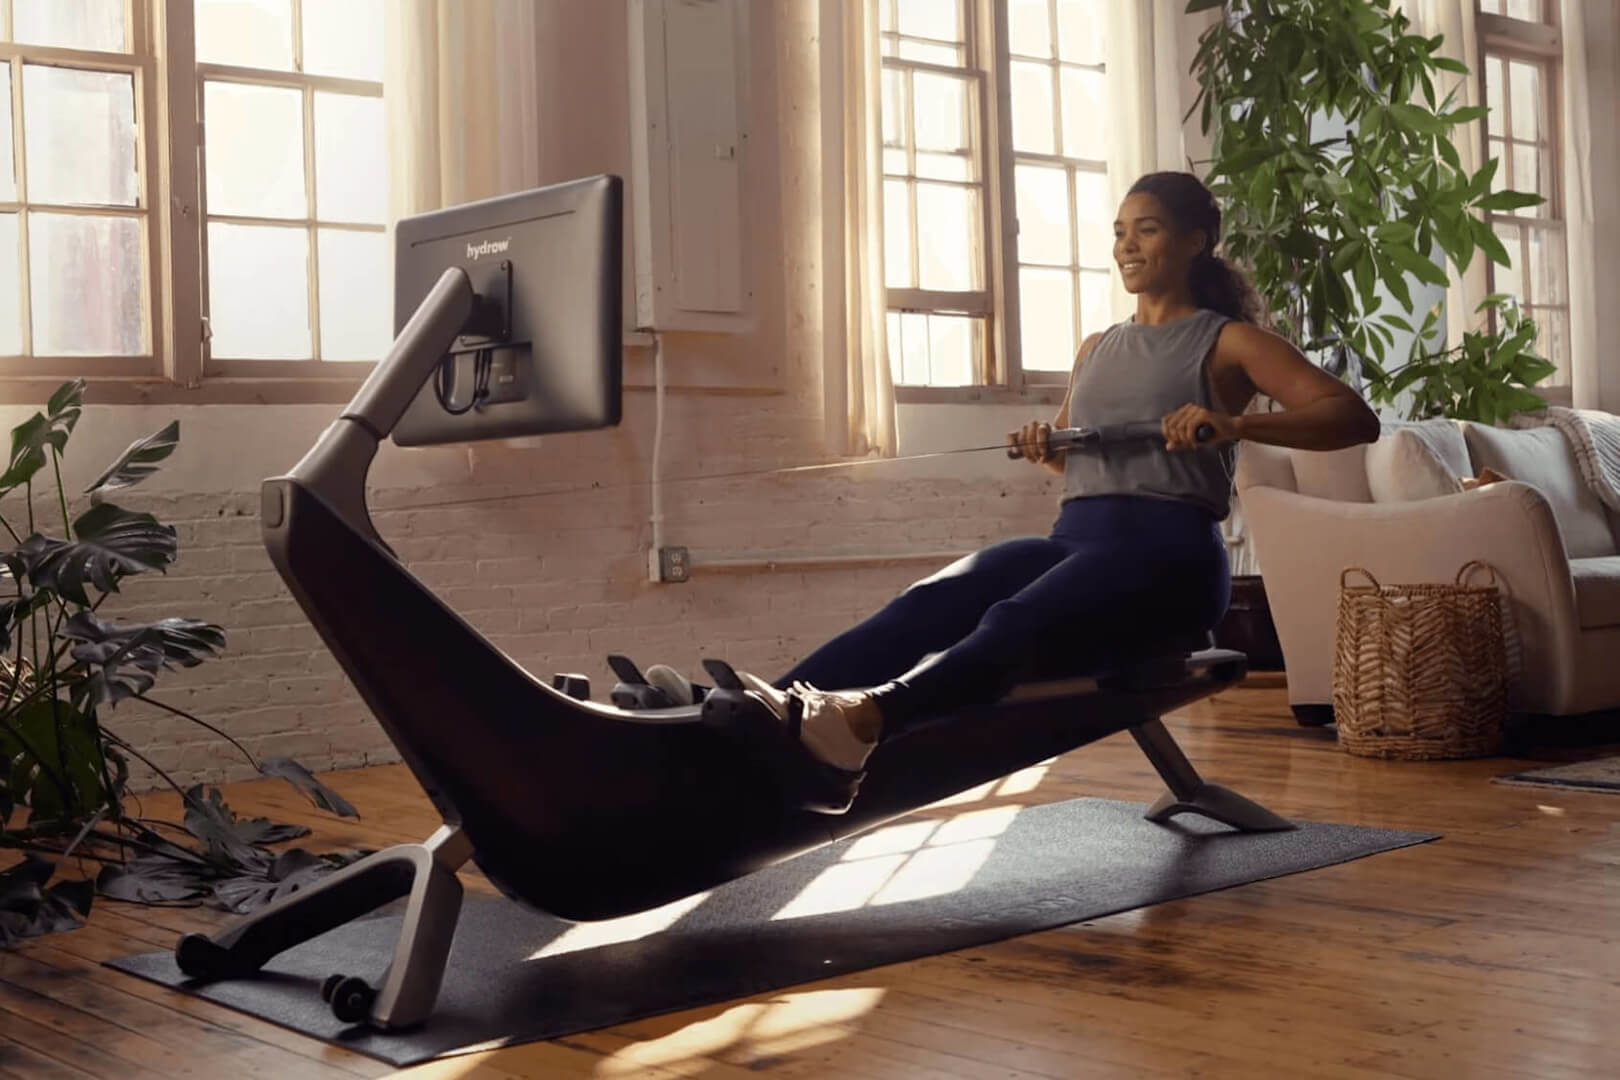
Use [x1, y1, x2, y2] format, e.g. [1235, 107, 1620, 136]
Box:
[1493, 755, 1620, 793]
[108, 797, 1437, 1067]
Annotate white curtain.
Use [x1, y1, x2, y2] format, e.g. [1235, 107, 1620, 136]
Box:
[383, 0, 543, 221]
[821, 0, 896, 459]
[1395, 0, 1490, 352]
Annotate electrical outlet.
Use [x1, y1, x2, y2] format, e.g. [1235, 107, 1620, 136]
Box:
[658, 545, 690, 583]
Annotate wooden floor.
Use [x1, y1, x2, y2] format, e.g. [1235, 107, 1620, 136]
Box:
[6, 677, 1620, 1079]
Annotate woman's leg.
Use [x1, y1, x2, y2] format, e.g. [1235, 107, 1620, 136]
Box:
[772, 536, 1072, 692]
[871, 504, 1229, 736]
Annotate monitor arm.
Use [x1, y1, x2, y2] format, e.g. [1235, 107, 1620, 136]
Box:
[265, 268, 476, 549]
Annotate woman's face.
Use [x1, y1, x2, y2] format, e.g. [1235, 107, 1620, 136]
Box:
[1113, 192, 1205, 296]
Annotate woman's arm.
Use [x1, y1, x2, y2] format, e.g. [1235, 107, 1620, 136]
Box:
[1163, 322, 1381, 451]
[1035, 332, 1103, 475]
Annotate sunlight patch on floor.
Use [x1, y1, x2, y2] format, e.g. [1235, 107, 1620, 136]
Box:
[996, 758, 1055, 796]
[774, 804, 1023, 919]
[927, 780, 997, 807]
[528, 891, 712, 959]
[591, 988, 886, 1077]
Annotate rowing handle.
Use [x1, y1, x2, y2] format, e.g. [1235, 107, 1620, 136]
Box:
[1006, 422, 1215, 460]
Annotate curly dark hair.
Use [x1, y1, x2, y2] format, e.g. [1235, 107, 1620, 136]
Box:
[1126, 171, 1263, 325]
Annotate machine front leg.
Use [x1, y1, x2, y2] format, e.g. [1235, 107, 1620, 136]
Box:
[1130, 719, 1294, 833]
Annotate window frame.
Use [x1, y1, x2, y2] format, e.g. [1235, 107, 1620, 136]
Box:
[0, 0, 383, 406]
[1474, 5, 1571, 386]
[888, 0, 1098, 408]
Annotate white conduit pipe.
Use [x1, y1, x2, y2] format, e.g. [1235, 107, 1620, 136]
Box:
[648, 331, 666, 582]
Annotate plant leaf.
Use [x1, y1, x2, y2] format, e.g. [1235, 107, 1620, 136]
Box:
[84, 421, 179, 505]
[0, 698, 107, 825]
[1475, 189, 1544, 212]
[15, 505, 179, 607]
[0, 382, 84, 500]
[58, 611, 225, 710]
[0, 857, 94, 946]
[258, 757, 359, 818]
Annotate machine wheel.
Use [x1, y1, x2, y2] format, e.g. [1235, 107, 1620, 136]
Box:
[322, 974, 377, 1025]
[175, 933, 237, 980]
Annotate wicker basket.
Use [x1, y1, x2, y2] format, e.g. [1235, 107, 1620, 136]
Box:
[1332, 561, 1507, 760]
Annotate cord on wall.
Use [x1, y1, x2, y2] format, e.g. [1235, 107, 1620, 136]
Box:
[648, 329, 666, 582]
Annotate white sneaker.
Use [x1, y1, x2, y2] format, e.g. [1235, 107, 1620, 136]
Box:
[732, 671, 879, 772]
[644, 664, 695, 707]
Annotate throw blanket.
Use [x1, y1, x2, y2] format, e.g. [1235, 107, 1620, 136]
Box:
[1510, 406, 1620, 512]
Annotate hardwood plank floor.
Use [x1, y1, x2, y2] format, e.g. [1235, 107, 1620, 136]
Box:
[6, 677, 1620, 1079]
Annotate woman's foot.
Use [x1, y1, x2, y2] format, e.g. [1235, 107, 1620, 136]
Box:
[699, 659, 881, 814]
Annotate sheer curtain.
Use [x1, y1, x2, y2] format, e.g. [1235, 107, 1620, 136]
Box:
[820, 0, 896, 459]
[383, 0, 543, 221]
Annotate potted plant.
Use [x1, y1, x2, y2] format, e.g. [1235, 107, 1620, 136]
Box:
[1, 380, 359, 947]
[1184, 0, 1553, 665]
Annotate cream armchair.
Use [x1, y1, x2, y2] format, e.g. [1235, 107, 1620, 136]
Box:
[1235, 422, 1620, 723]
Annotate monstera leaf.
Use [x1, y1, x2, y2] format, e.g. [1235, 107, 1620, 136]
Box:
[0, 593, 49, 655]
[0, 697, 108, 825]
[84, 421, 180, 505]
[259, 757, 358, 818]
[58, 611, 225, 710]
[16, 504, 178, 606]
[1, 857, 95, 946]
[0, 380, 83, 499]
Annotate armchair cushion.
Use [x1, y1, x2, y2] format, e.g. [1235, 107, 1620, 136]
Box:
[1291, 444, 1374, 502]
[1571, 557, 1620, 629]
[1464, 424, 1616, 559]
[1366, 427, 1466, 502]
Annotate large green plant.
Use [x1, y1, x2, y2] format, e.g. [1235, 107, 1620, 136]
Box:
[1, 381, 358, 947]
[1185, 0, 1556, 423]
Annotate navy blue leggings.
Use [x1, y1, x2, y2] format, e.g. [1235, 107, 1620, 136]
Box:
[773, 495, 1231, 738]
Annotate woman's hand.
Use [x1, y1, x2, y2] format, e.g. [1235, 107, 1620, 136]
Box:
[1161, 404, 1241, 451]
[1008, 420, 1053, 465]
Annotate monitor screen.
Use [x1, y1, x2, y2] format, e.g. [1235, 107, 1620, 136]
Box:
[391, 174, 623, 447]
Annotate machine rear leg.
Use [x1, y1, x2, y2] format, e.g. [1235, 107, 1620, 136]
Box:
[175, 825, 472, 1030]
[1130, 719, 1293, 832]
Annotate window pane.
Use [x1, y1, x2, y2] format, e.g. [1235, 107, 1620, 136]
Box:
[1079, 269, 1112, 337]
[1074, 169, 1112, 268]
[1011, 62, 1056, 155]
[13, 0, 124, 52]
[0, 69, 13, 202]
[1528, 228, 1565, 305]
[913, 73, 968, 153]
[883, 179, 913, 288]
[1477, 0, 1502, 12]
[1511, 143, 1540, 212]
[1531, 307, 1565, 381]
[1487, 139, 1508, 195]
[1019, 267, 1075, 370]
[1486, 57, 1504, 138]
[916, 182, 977, 292]
[1009, 0, 1052, 59]
[314, 93, 384, 223]
[883, 147, 908, 175]
[916, 153, 972, 182]
[927, 315, 975, 386]
[317, 229, 388, 361]
[302, 0, 384, 82]
[899, 311, 929, 384]
[196, 0, 294, 70]
[880, 0, 895, 34]
[1493, 222, 1524, 300]
[23, 66, 138, 208]
[1505, 0, 1542, 20]
[207, 223, 310, 358]
[1057, 0, 1103, 65]
[0, 215, 19, 355]
[1508, 61, 1541, 143]
[886, 311, 902, 382]
[1060, 68, 1108, 158]
[897, 40, 963, 66]
[882, 68, 905, 147]
[204, 82, 306, 219]
[897, 0, 961, 43]
[30, 212, 144, 356]
[1014, 164, 1070, 265]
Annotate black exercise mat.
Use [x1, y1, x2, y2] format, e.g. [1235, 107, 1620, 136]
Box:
[108, 797, 1437, 1067]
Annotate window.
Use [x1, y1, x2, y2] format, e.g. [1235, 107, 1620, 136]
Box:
[195, 0, 386, 376]
[1, 0, 159, 376]
[1477, 1, 1569, 384]
[0, 0, 386, 400]
[879, 0, 1113, 397]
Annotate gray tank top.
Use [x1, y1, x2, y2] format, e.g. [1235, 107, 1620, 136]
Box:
[1061, 308, 1236, 520]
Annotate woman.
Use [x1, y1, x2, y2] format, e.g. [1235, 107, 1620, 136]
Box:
[659, 171, 1379, 814]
